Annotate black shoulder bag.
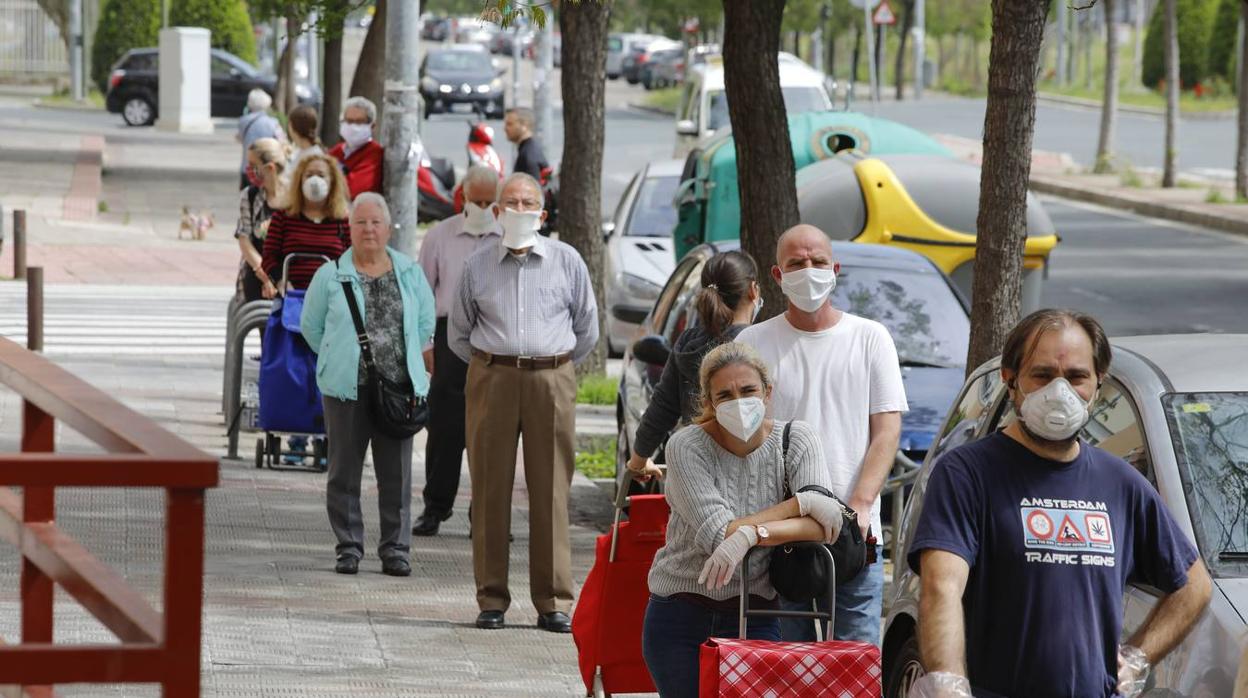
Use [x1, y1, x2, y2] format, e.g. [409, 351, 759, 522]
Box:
[768, 422, 872, 602]
[339, 272, 428, 439]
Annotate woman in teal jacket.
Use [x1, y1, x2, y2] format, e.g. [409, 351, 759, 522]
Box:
[302, 192, 435, 578]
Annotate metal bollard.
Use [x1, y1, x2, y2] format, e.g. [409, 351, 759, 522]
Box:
[27, 266, 43, 351]
[14, 209, 27, 280]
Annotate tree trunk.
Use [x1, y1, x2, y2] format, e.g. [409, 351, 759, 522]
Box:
[723, 0, 799, 321]
[322, 17, 345, 147]
[1238, 0, 1248, 198]
[1133, 0, 1145, 88]
[350, 0, 386, 110]
[851, 22, 862, 84]
[275, 14, 300, 115]
[895, 0, 915, 100]
[966, 0, 1052, 373]
[1095, 0, 1120, 172]
[1162, 0, 1179, 187]
[1083, 11, 1094, 91]
[559, 0, 612, 377]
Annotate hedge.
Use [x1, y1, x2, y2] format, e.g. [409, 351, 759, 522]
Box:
[91, 0, 162, 93]
[1142, 0, 1217, 89]
[170, 0, 257, 65]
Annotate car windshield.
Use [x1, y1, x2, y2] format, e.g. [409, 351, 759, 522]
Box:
[831, 267, 968, 369]
[625, 175, 680, 237]
[707, 87, 828, 131]
[1163, 392, 1248, 576]
[427, 51, 491, 72]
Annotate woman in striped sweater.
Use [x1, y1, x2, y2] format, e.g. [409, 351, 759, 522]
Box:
[262, 153, 351, 295]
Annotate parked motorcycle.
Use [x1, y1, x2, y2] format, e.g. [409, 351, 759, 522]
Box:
[418, 106, 504, 223]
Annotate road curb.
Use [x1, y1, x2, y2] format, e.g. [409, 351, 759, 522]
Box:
[1030, 174, 1248, 239]
[1036, 92, 1236, 122]
[32, 98, 106, 113]
[627, 102, 675, 118]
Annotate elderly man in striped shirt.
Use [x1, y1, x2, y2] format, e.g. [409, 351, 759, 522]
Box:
[449, 172, 598, 633]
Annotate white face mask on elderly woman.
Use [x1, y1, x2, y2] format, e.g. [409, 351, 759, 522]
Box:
[715, 397, 766, 442]
[498, 208, 542, 250]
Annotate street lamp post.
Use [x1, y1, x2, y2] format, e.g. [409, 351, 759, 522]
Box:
[533, 15, 554, 147]
[383, 0, 422, 255]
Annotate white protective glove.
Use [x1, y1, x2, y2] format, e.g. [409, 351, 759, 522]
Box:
[908, 671, 973, 698]
[698, 525, 758, 591]
[1117, 644, 1150, 698]
[796, 491, 845, 543]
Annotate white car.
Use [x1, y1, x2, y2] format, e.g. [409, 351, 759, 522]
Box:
[603, 159, 684, 356]
[673, 52, 834, 158]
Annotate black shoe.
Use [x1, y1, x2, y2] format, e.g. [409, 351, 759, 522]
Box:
[412, 509, 452, 536]
[381, 557, 411, 576]
[475, 610, 505, 629]
[335, 555, 359, 575]
[537, 611, 571, 633]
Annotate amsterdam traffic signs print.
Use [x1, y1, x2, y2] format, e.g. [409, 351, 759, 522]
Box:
[1019, 498, 1116, 555]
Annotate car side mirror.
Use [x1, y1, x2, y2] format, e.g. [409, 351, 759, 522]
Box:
[601, 220, 616, 239]
[632, 335, 670, 366]
[229, 67, 242, 79]
[676, 119, 698, 136]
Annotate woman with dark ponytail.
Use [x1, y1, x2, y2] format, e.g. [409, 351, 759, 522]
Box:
[626, 250, 762, 482]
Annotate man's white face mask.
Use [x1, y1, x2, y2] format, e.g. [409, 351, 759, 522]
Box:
[1018, 377, 1092, 442]
[498, 208, 542, 250]
[463, 202, 496, 235]
[780, 267, 837, 313]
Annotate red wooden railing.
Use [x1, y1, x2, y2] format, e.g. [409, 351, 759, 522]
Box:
[0, 337, 219, 697]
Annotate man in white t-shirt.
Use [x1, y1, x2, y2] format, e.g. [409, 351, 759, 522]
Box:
[736, 224, 907, 645]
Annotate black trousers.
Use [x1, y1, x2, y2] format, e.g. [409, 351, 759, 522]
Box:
[422, 317, 469, 515]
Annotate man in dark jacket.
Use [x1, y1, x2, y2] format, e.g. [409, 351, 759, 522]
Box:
[504, 107, 549, 182]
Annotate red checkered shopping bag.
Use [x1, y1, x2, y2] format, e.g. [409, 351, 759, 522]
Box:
[698, 637, 881, 697]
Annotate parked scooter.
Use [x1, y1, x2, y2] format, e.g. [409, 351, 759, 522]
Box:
[417, 105, 505, 223]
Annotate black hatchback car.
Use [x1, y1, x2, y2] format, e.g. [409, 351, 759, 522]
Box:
[105, 48, 321, 127]
[419, 47, 505, 119]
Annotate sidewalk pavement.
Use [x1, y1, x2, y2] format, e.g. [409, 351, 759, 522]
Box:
[0, 290, 633, 697]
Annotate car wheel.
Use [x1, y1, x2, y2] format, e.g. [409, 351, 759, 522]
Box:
[883, 634, 924, 698]
[122, 96, 155, 126]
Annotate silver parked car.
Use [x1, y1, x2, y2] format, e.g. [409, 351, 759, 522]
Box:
[882, 334, 1248, 697]
[603, 159, 683, 356]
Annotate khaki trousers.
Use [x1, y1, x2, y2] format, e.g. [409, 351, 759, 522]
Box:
[465, 355, 577, 614]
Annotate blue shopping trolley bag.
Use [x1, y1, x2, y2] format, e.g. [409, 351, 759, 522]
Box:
[257, 288, 325, 434]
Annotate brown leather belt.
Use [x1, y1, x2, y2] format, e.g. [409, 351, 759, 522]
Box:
[471, 348, 572, 370]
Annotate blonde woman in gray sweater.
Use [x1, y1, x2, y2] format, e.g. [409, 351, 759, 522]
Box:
[641, 342, 847, 698]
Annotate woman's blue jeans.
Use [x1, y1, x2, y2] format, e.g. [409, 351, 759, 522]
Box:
[641, 593, 780, 698]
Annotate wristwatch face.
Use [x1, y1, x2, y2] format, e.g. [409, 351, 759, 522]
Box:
[756, 525, 769, 540]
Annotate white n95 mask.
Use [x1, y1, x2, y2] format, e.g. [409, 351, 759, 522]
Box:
[1019, 377, 1091, 442]
[780, 267, 837, 313]
[463, 202, 496, 235]
[498, 208, 542, 250]
[715, 397, 766, 442]
[301, 175, 330, 203]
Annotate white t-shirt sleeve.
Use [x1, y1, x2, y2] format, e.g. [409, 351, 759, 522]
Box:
[867, 321, 909, 414]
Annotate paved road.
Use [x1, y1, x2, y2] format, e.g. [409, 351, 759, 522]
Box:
[1040, 197, 1248, 335]
[869, 94, 1236, 176]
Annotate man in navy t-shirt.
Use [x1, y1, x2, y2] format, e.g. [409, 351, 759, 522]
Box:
[908, 309, 1212, 698]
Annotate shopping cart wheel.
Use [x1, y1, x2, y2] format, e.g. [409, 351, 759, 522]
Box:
[254, 438, 265, 469]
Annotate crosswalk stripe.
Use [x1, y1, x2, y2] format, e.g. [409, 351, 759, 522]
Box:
[0, 283, 241, 356]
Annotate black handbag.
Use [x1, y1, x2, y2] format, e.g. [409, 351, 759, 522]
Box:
[339, 275, 428, 439]
[768, 422, 873, 603]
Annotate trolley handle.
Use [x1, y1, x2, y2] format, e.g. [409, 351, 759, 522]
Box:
[279, 253, 332, 295]
[738, 542, 836, 641]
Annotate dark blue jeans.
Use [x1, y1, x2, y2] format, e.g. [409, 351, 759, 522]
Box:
[641, 593, 780, 698]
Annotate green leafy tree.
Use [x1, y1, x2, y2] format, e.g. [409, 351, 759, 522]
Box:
[1207, 0, 1240, 80]
[171, 0, 257, 65]
[1143, 0, 1215, 88]
[91, 0, 162, 92]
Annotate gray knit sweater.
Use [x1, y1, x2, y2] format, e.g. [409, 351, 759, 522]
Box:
[647, 420, 834, 601]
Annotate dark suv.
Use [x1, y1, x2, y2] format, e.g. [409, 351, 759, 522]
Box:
[105, 48, 321, 126]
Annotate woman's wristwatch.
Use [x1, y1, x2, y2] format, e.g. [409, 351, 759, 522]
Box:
[755, 525, 770, 542]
